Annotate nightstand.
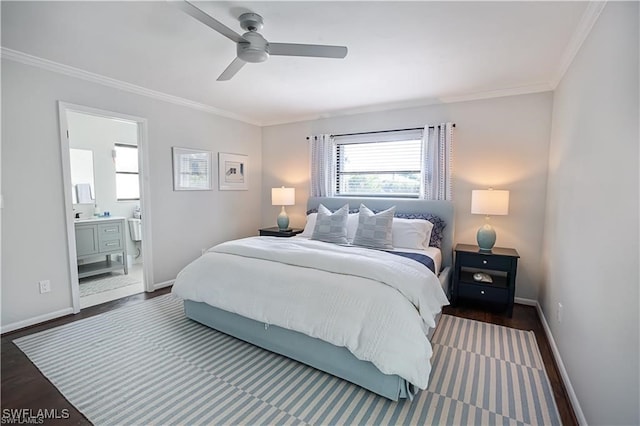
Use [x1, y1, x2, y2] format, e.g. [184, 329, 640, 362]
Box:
[259, 227, 304, 237]
[451, 243, 520, 317]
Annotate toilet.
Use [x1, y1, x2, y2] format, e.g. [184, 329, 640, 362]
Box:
[128, 218, 142, 241]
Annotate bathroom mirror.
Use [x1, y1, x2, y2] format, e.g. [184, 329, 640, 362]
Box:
[70, 148, 96, 204]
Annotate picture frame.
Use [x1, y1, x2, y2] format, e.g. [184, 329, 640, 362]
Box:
[172, 147, 212, 191]
[218, 152, 248, 191]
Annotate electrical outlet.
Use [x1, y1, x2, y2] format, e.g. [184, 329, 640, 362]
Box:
[557, 302, 563, 323]
[39, 280, 51, 294]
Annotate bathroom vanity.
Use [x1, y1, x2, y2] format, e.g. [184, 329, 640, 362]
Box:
[75, 217, 128, 279]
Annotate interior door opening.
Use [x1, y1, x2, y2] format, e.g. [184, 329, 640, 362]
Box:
[59, 103, 152, 311]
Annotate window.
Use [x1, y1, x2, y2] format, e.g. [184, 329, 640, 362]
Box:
[114, 143, 140, 201]
[335, 129, 423, 197]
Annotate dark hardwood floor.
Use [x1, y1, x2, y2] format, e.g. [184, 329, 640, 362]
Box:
[2, 290, 577, 425]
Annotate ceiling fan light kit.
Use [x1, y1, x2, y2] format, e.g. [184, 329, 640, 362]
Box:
[237, 32, 270, 63]
[175, 1, 348, 81]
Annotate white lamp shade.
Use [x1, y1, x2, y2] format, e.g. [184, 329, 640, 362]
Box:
[471, 189, 509, 216]
[271, 187, 295, 206]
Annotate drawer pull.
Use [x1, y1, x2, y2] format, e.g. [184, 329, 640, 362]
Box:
[480, 290, 485, 295]
[104, 228, 117, 233]
[482, 260, 488, 264]
[105, 242, 118, 246]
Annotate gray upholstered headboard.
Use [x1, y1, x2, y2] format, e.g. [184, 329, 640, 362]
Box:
[307, 197, 455, 269]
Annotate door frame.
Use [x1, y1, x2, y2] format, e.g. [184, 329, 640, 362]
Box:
[58, 101, 154, 313]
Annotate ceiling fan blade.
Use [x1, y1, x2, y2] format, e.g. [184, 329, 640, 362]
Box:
[172, 0, 246, 44]
[269, 43, 348, 59]
[217, 57, 246, 81]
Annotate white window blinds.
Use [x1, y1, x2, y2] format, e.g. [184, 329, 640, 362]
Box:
[334, 129, 423, 197]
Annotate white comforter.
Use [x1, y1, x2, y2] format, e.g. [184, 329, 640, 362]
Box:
[172, 236, 449, 389]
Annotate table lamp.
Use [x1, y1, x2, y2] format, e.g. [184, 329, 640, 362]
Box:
[271, 186, 295, 231]
[471, 188, 509, 251]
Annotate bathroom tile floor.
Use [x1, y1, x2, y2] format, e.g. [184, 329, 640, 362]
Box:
[79, 263, 144, 309]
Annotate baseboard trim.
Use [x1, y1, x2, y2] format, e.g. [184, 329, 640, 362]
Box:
[526, 299, 587, 425]
[152, 279, 174, 291]
[1, 307, 74, 334]
[514, 296, 537, 306]
[2, 280, 173, 334]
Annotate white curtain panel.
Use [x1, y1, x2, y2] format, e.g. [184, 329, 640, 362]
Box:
[309, 134, 336, 197]
[420, 123, 454, 200]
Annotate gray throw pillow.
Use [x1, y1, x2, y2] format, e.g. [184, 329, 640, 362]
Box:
[311, 204, 349, 244]
[352, 204, 396, 249]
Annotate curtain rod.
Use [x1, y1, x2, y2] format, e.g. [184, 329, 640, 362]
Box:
[305, 124, 455, 140]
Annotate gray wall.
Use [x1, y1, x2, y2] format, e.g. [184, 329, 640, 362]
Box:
[262, 92, 553, 300]
[1, 59, 262, 328]
[543, 2, 639, 425]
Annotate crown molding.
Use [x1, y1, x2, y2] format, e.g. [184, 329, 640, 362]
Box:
[262, 82, 553, 127]
[550, 1, 607, 89]
[439, 82, 553, 105]
[0, 47, 261, 126]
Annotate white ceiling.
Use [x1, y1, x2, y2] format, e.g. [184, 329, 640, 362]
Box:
[2, 1, 590, 126]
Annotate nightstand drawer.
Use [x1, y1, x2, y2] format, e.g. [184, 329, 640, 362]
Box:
[458, 282, 508, 304]
[457, 252, 512, 271]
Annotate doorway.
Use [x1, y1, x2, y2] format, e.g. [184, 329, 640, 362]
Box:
[59, 102, 153, 312]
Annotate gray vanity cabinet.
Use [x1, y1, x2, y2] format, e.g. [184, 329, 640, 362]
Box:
[75, 218, 128, 279]
[75, 225, 99, 256]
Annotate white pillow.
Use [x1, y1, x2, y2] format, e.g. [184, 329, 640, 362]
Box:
[346, 213, 359, 242]
[299, 213, 317, 238]
[392, 218, 434, 250]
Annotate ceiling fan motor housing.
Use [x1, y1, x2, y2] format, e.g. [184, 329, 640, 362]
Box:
[238, 31, 269, 63]
[239, 13, 264, 32]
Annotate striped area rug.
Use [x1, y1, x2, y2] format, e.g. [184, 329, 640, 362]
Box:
[14, 295, 560, 425]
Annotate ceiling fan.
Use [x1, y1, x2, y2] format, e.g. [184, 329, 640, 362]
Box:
[173, 1, 348, 81]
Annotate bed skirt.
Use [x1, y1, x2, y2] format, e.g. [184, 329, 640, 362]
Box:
[184, 300, 426, 401]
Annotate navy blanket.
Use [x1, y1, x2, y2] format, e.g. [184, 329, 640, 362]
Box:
[386, 251, 436, 274]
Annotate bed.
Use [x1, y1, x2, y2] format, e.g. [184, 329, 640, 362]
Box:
[172, 197, 454, 401]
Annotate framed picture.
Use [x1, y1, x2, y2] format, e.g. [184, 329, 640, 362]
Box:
[218, 152, 248, 191]
[172, 147, 212, 191]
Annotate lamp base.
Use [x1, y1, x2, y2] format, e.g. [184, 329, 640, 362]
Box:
[277, 207, 290, 231]
[477, 224, 496, 251]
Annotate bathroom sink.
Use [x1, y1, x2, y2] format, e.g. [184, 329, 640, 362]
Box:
[74, 216, 124, 223]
